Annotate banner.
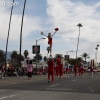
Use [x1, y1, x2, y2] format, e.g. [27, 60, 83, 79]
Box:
[32, 45, 40, 54]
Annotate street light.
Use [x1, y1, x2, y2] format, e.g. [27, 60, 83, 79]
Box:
[35, 38, 46, 69]
[95, 45, 99, 62]
[66, 50, 73, 55]
[76, 23, 82, 59]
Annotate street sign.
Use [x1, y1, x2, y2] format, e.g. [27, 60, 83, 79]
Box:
[32, 45, 40, 54]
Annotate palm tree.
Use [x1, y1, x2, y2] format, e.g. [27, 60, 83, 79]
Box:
[81, 52, 90, 62]
[23, 50, 29, 58]
[34, 53, 42, 62]
[76, 23, 82, 58]
[5, 0, 14, 68]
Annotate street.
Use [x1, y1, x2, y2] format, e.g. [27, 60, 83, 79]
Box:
[0, 73, 100, 100]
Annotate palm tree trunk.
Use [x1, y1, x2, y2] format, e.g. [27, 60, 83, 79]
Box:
[5, 0, 14, 68]
[19, 0, 26, 67]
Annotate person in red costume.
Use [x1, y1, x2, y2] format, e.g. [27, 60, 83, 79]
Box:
[59, 61, 63, 78]
[74, 64, 78, 77]
[47, 57, 54, 84]
[55, 63, 59, 76]
[41, 28, 59, 56]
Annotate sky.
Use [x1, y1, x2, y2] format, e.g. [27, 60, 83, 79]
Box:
[0, 0, 100, 62]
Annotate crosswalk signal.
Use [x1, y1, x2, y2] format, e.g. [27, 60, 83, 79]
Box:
[65, 55, 69, 60]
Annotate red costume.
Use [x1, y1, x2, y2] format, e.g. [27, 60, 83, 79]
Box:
[55, 65, 59, 76]
[59, 63, 63, 77]
[74, 64, 78, 77]
[48, 38, 52, 45]
[48, 59, 54, 84]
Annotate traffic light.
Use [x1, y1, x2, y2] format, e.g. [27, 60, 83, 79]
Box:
[65, 55, 70, 60]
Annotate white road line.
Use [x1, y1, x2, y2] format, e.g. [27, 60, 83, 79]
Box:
[49, 84, 59, 87]
[0, 95, 16, 99]
[72, 79, 77, 81]
[46, 88, 71, 91]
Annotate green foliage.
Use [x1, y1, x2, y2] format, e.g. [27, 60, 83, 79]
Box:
[68, 58, 81, 66]
[44, 56, 47, 62]
[23, 50, 29, 58]
[55, 54, 63, 58]
[0, 50, 5, 63]
[34, 53, 42, 62]
[81, 52, 90, 61]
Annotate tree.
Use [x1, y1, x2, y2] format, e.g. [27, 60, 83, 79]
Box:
[23, 50, 29, 58]
[34, 53, 42, 62]
[10, 50, 24, 67]
[68, 58, 81, 66]
[0, 50, 5, 63]
[55, 54, 63, 58]
[10, 50, 18, 61]
[81, 52, 90, 62]
[44, 56, 47, 62]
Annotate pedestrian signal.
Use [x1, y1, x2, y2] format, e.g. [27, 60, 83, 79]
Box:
[65, 55, 70, 60]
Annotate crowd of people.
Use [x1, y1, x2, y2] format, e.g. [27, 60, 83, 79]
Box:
[0, 57, 99, 83]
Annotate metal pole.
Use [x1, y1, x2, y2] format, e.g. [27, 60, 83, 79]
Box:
[19, 0, 26, 67]
[5, 0, 14, 68]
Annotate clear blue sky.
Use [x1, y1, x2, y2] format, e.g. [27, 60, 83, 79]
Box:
[0, 0, 100, 62]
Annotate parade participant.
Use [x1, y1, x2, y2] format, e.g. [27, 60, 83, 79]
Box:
[41, 28, 59, 56]
[74, 64, 78, 77]
[78, 65, 83, 76]
[59, 61, 63, 77]
[47, 57, 54, 84]
[65, 63, 69, 77]
[57, 57, 61, 65]
[55, 63, 59, 76]
[26, 60, 33, 80]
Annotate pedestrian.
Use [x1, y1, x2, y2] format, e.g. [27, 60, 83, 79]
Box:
[74, 64, 78, 77]
[26, 60, 33, 80]
[47, 57, 54, 84]
[41, 28, 59, 56]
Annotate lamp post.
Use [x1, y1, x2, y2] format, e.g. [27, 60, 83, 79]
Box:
[95, 45, 99, 62]
[66, 50, 73, 55]
[76, 23, 82, 59]
[35, 38, 46, 69]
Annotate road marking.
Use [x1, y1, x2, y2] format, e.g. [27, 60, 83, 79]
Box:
[0, 95, 16, 99]
[46, 88, 71, 91]
[72, 79, 77, 81]
[49, 84, 59, 87]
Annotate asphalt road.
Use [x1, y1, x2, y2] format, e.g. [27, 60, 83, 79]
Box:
[0, 73, 100, 100]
